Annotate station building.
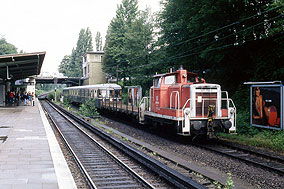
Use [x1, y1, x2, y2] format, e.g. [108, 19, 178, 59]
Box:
[0, 52, 45, 106]
[82, 51, 106, 85]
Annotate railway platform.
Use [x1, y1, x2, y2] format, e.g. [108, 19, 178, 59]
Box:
[0, 99, 76, 189]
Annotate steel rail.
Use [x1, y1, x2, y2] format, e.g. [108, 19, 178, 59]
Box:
[41, 100, 97, 189]
[215, 140, 284, 165]
[45, 99, 206, 189]
[196, 141, 284, 176]
[42, 100, 155, 189]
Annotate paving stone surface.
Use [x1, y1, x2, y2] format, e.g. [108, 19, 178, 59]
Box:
[0, 101, 76, 189]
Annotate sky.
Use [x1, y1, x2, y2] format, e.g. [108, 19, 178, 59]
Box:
[0, 0, 161, 75]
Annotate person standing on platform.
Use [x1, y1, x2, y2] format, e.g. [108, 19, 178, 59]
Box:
[24, 92, 28, 106]
[15, 91, 20, 106]
[27, 92, 31, 106]
[9, 91, 15, 105]
[31, 92, 35, 106]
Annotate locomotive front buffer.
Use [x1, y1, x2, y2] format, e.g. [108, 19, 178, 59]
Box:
[182, 84, 236, 137]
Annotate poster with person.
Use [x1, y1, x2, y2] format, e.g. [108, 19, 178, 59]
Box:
[251, 85, 283, 129]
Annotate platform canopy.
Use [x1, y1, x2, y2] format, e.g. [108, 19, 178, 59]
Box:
[0, 52, 45, 80]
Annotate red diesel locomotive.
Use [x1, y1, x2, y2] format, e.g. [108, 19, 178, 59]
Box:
[139, 67, 236, 137]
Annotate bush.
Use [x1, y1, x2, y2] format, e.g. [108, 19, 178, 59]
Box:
[122, 92, 128, 104]
[236, 110, 259, 136]
[47, 93, 54, 100]
[35, 89, 45, 97]
[79, 99, 100, 118]
[47, 89, 62, 101]
[271, 132, 284, 151]
[63, 97, 72, 107]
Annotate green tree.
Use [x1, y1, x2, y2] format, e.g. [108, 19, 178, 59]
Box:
[58, 55, 71, 76]
[103, 0, 154, 87]
[124, 8, 154, 85]
[104, 0, 139, 79]
[58, 28, 93, 77]
[95, 31, 103, 51]
[0, 37, 17, 55]
[157, 0, 284, 92]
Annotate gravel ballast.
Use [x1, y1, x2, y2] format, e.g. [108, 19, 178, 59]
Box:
[98, 116, 284, 189]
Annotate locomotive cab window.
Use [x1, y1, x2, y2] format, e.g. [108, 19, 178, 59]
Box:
[188, 76, 196, 83]
[154, 77, 162, 88]
[164, 75, 176, 85]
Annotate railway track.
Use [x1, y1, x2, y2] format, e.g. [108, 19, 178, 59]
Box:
[41, 99, 205, 189]
[196, 139, 284, 176]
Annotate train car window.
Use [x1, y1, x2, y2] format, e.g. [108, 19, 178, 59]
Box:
[154, 77, 162, 88]
[188, 76, 196, 83]
[164, 75, 177, 85]
[101, 90, 106, 97]
[196, 76, 205, 83]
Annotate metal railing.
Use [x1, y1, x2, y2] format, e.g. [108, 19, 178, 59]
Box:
[170, 91, 180, 110]
[139, 97, 151, 111]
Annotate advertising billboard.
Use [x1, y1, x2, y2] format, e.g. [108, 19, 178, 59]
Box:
[250, 85, 283, 130]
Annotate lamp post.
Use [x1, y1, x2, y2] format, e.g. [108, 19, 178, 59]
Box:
[54, 77, 58, 101]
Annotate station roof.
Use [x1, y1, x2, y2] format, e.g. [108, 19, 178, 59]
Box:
[0, 52, 45, 80]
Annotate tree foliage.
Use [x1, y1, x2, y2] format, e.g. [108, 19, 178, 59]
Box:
[58, 55, 71, 76]
[103, 0, 154, 87]
[0, 37, 17, 55]
[95, 31, 103, 51]
[157, 0, 284, 93]
[58, 28, 93, 77]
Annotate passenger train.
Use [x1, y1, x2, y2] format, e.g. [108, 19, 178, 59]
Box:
[63, 67, 236, 138]
[63, 83, 122, 104]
